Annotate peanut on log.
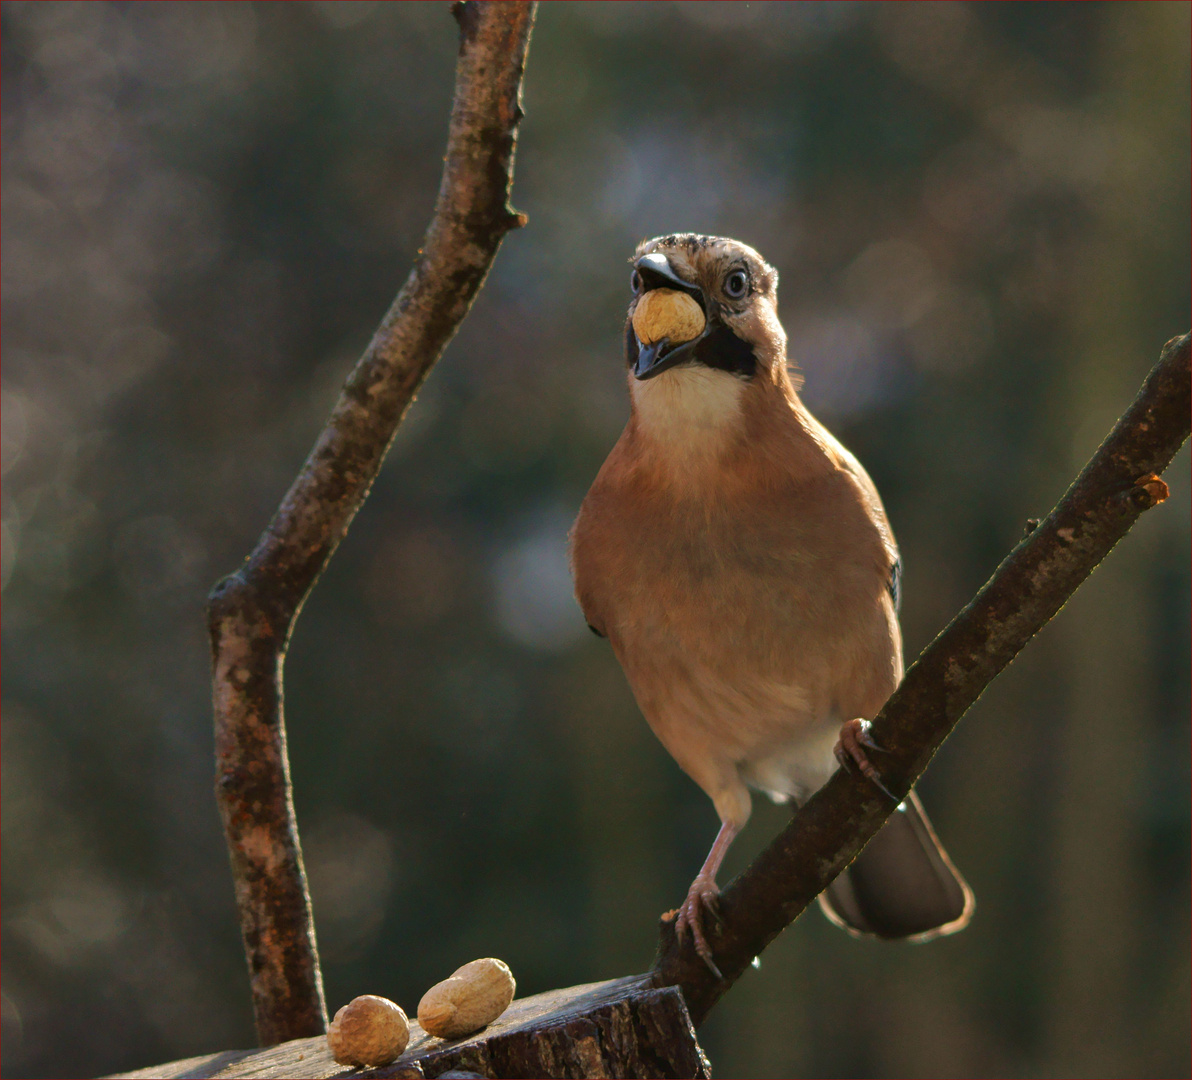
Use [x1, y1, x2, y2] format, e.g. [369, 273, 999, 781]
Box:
[326, 995, 410, 1068]
[632, 288, 705, 345]
[418, 958, 516, 1041]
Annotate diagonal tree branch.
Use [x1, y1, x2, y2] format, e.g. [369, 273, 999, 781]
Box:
[205, 1, 536, 1046]
[651, 331, 1191, 1026]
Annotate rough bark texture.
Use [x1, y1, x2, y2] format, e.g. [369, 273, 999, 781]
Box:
[106, 978, 711, 1080]
[651, 331, 1192, 1025]
[206, 1, 535, 1046]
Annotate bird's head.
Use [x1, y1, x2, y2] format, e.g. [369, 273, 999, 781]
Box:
[625, 234, 787, 383]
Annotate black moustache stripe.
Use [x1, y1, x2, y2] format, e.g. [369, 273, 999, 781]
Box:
[695, 323, 757, 378]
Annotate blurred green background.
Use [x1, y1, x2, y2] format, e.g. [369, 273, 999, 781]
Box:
[2, 3, 1189, 1077]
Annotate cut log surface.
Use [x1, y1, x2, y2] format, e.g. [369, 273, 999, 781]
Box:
[106, 977, 711, 1080]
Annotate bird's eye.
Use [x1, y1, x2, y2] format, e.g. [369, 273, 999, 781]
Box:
[630, 269, 643, 294]
[724, 269, 749, 299]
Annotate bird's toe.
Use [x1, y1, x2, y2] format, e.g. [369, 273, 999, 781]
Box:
[835, 718, 896, 800]
[675, 878, 725, 979]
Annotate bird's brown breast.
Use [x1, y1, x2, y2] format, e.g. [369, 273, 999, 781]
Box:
[570, 379, 901, 753]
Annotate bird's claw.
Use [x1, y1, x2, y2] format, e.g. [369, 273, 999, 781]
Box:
[834, 719, 897, 800]
[675, 878, 725, 980]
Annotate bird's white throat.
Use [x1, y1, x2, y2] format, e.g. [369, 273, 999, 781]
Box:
[630, 366, 745, 455]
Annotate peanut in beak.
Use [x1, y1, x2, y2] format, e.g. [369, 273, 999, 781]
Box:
[632, 288, 706, 346]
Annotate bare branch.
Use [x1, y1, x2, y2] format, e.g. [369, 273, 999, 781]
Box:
[206, 1, 536, 1045]
[652, 331, 1192, 1025]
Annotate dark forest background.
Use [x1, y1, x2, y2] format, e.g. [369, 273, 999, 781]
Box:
[2, 3, 1189, 1077]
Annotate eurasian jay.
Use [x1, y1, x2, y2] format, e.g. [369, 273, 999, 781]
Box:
[570, 234, 973, 973]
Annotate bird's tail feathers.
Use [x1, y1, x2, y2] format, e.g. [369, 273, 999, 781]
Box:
[818, 789, 973, 941]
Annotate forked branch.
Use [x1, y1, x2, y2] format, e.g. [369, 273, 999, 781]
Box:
[206, 1, 536, 1045]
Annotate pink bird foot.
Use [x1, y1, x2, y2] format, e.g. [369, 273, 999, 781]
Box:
[675, 874, 724, 979]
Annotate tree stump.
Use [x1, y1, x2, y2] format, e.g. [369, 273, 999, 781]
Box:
[106, 976, 711, 1080]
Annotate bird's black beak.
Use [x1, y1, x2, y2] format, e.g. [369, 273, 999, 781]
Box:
[631, 254, 714, 380]
[632, 338, 673, 379]
[635, 252, 691, 293]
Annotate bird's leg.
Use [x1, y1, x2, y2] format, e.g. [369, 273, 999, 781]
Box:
[834, 718, 895, 800]
[675, 819, 740, 979]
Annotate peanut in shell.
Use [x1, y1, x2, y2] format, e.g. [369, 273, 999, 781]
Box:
[417, 958, 515, 1041]
[327, 995, 410, 1068]
[631, 288, 705, 346]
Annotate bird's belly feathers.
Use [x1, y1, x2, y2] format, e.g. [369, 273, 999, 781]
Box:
[579, 498, 900, 802]
[623, 649, 845, 802]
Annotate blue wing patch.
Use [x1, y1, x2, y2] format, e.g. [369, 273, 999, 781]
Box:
[888, 556, 902, 613]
